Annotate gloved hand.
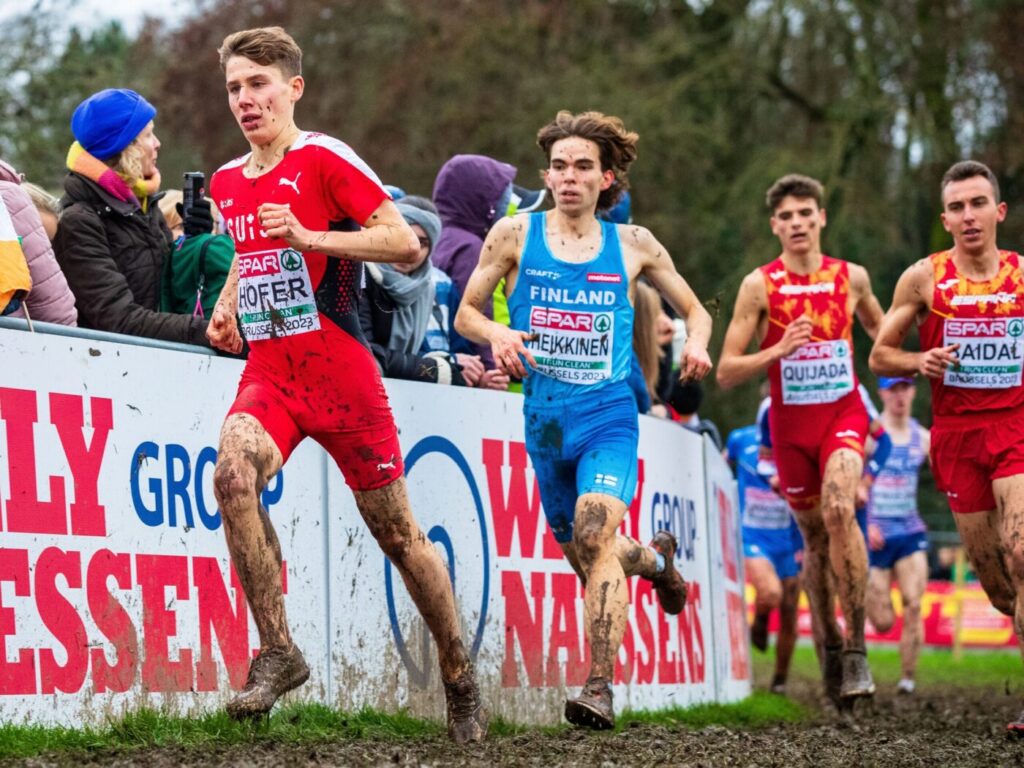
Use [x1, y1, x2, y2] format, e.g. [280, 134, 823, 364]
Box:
[176, 198, 214, 238]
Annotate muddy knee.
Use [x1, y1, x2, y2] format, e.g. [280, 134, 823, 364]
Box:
[820, 497, 852, 538]
[213, 456, 260, 516]
[756, 583, 783, 611]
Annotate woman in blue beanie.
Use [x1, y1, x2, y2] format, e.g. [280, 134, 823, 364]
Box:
[53, 88, 211, 346]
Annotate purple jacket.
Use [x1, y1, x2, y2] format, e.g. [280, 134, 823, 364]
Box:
[431, 154, 516, 304]
[0, 161, 78, 325]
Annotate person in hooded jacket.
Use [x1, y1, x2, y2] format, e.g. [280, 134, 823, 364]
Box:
[0, 158, 77, 325]
[54, 88, 209, 346]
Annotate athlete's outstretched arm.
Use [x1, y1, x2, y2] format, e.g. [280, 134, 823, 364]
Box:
[869, 259, 957, 378]
[851, 264, 884, 341]
[454, 216, 537, 378]
[258, 198, 419, 264]
[635, 227, 712, 381]
[716, 270, 812, 389]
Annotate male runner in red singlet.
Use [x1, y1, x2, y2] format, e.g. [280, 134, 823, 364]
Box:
[718, 174, 885, 707]
[204, 26, 486, 743]
[870, 160, 1024, 732]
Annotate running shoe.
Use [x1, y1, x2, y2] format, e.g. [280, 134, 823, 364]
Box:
[821, 643, 843, 707]
[1007, 709, 1024, 736]
[896, 678, 915, 695]
[769, 674, 787, 696]
[565, 676, 615, 730]
[839, 648, 876, 700]
[443, 665, 488, 744]
[649, 530, 688, 615]
[750, 612, 769, 652]
[226, 644, 310, 719]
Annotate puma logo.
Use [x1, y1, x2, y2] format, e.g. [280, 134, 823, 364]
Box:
[376, 456, 397, 472]
[278, 172, 301, 194]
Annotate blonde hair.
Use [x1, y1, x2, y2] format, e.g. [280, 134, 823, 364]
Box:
[632, 281, 664, 403]
[159, 190, 183, 231]
[21, 182, 60, 218]
[108, 139, 146, 186]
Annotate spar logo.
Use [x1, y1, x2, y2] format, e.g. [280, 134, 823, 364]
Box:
[788, 342, 834, 361]
[947, 319, 1022, 337]
[280, 249, 303, 271]
[530, 307, 594, 333]
[386, 436, 490, 687]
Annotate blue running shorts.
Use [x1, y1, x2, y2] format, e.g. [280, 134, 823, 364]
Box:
[869, 530, 929, 570]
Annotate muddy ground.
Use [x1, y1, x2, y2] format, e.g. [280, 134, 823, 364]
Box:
[11, 670, 1024, 767]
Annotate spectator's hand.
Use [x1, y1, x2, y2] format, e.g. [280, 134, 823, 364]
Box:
[919, 344, 959, 378]
[207, 302, 242, 353]
[867, 523, 885, 552]
[774, 315, 814, 358]
[649, 403, 669, 419]
[177, 198, 214, 238]
[258, 203, 315, 251]
[678, 338, 712, 382]
[456, 353, 485, 386]
[479, 368, 511, 391]
[489, 325, 537, 378]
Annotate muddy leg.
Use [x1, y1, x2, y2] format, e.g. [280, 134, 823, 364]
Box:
[820, 449, 868, 651]
[893, 552, 927, 681]
[793, 506, 843, 649]
[573, 493, 629, 680]
[213, 413, 287, 650]
[355, 477, 470, 682]
[775, 576, 801, 683]
[994, 475, 1024, 648]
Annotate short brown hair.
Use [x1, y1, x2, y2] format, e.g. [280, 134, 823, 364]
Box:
[218, 27, 302, 78]
[941, 160, 1000, 203]
[537, 110, 638, 211]
[766, 174, 824, 212]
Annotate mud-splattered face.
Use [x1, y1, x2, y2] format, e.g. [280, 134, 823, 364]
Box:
[544, 137, 614, 216]
[225, 56, 304, 147]
[770, 195, 826, 256]
[941, 175, 1007, 256]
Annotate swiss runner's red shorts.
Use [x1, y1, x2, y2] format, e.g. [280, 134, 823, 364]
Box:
[772, 392, 868, 511]
[931, 405, 1024, 514]
[228, 329, 404, 491]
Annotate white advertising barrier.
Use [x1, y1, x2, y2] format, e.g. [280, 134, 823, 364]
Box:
[702, 435, 752, 702]
[0, 327, 751, 726]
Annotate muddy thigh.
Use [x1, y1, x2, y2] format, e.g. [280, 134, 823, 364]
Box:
[821, 448, 868, 648]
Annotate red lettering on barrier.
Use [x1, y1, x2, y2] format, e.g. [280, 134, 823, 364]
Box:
[682, 581, 706, 683]
[51, 394, 113, 536]
[656, 598, 680, 684]
[483, 439, 560, 559]
[194, 558, 249, 691]
[718, 487, 739, 582]
[137, 554, 193, 692]
[726, 591, 749, 680]
[36, 548, 88, 694]
[633, 579, 656, 684]
[501, 570, 545, 687]
[547, 572, 587, 687]
[1, 387, 67, 534]
[0, 548, 34, 694]
[87, 550, 137, 693]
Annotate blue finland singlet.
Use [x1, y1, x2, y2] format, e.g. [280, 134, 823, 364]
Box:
[509, 212, 634, 403]
[867, 420, 927, 539]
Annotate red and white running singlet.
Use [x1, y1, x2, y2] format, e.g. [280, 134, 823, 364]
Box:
[918, 249, 1024, 419]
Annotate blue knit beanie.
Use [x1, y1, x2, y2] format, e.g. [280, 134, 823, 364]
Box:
[71, 89, 157, 160]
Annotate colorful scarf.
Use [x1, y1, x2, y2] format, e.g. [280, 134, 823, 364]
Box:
[66, 141, 159, 211]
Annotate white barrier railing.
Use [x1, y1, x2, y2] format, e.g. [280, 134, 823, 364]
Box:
[0, 326, 749, 726]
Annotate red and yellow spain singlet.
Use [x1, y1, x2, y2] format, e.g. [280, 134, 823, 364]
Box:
[211, 131, 403, 491]
[919, 250, 1024, 419]
[759, 255, 867, 508]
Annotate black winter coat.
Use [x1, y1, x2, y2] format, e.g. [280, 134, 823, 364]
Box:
[54, 173, 209, 347]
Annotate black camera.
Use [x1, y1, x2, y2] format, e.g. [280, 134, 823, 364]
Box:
[183, 171, 205, 214]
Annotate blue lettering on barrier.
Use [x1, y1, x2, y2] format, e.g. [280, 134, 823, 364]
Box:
[650, 491, 698, 561]
[130, 441, 283, 530]
[385, 436, 490, 688]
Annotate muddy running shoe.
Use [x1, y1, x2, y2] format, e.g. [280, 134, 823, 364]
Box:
[839, 649, 876, 700]
[821, 643, 843, 707]
[565, 676, 615, 730]
[649, 531, 688, 615]
[1007, 709, 1024, 736]
[896, 678, 915, 695]
[750, 612, 769, 652]
[226, 644, 310, 720]
[444, 666, 488, 744]
[769, 674, 787, 696]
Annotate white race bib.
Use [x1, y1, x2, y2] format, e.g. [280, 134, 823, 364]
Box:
[742, 487, 791, 529]
[528, 305, 613, 385]
[237, 248, 321, 341]
[780, 339, 854, 405]
[943, 317, 1024, 389]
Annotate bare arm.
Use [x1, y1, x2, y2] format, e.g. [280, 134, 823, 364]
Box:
[868, 259, 958, 378]
[259, 197, 418, 264]
[207, 255, 242, 353]
[716, 271, 813, 389]
[851, 263, 884, 341]
[454, 216, 537, 377]
[635, 227, 712, 381]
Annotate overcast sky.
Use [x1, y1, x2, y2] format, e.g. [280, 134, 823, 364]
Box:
[0, 0, 188, 36]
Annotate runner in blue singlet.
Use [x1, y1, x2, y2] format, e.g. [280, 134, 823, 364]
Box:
[455, 111, 713, 730]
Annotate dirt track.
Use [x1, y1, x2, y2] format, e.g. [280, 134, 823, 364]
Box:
[11, 674, 1024, 767]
